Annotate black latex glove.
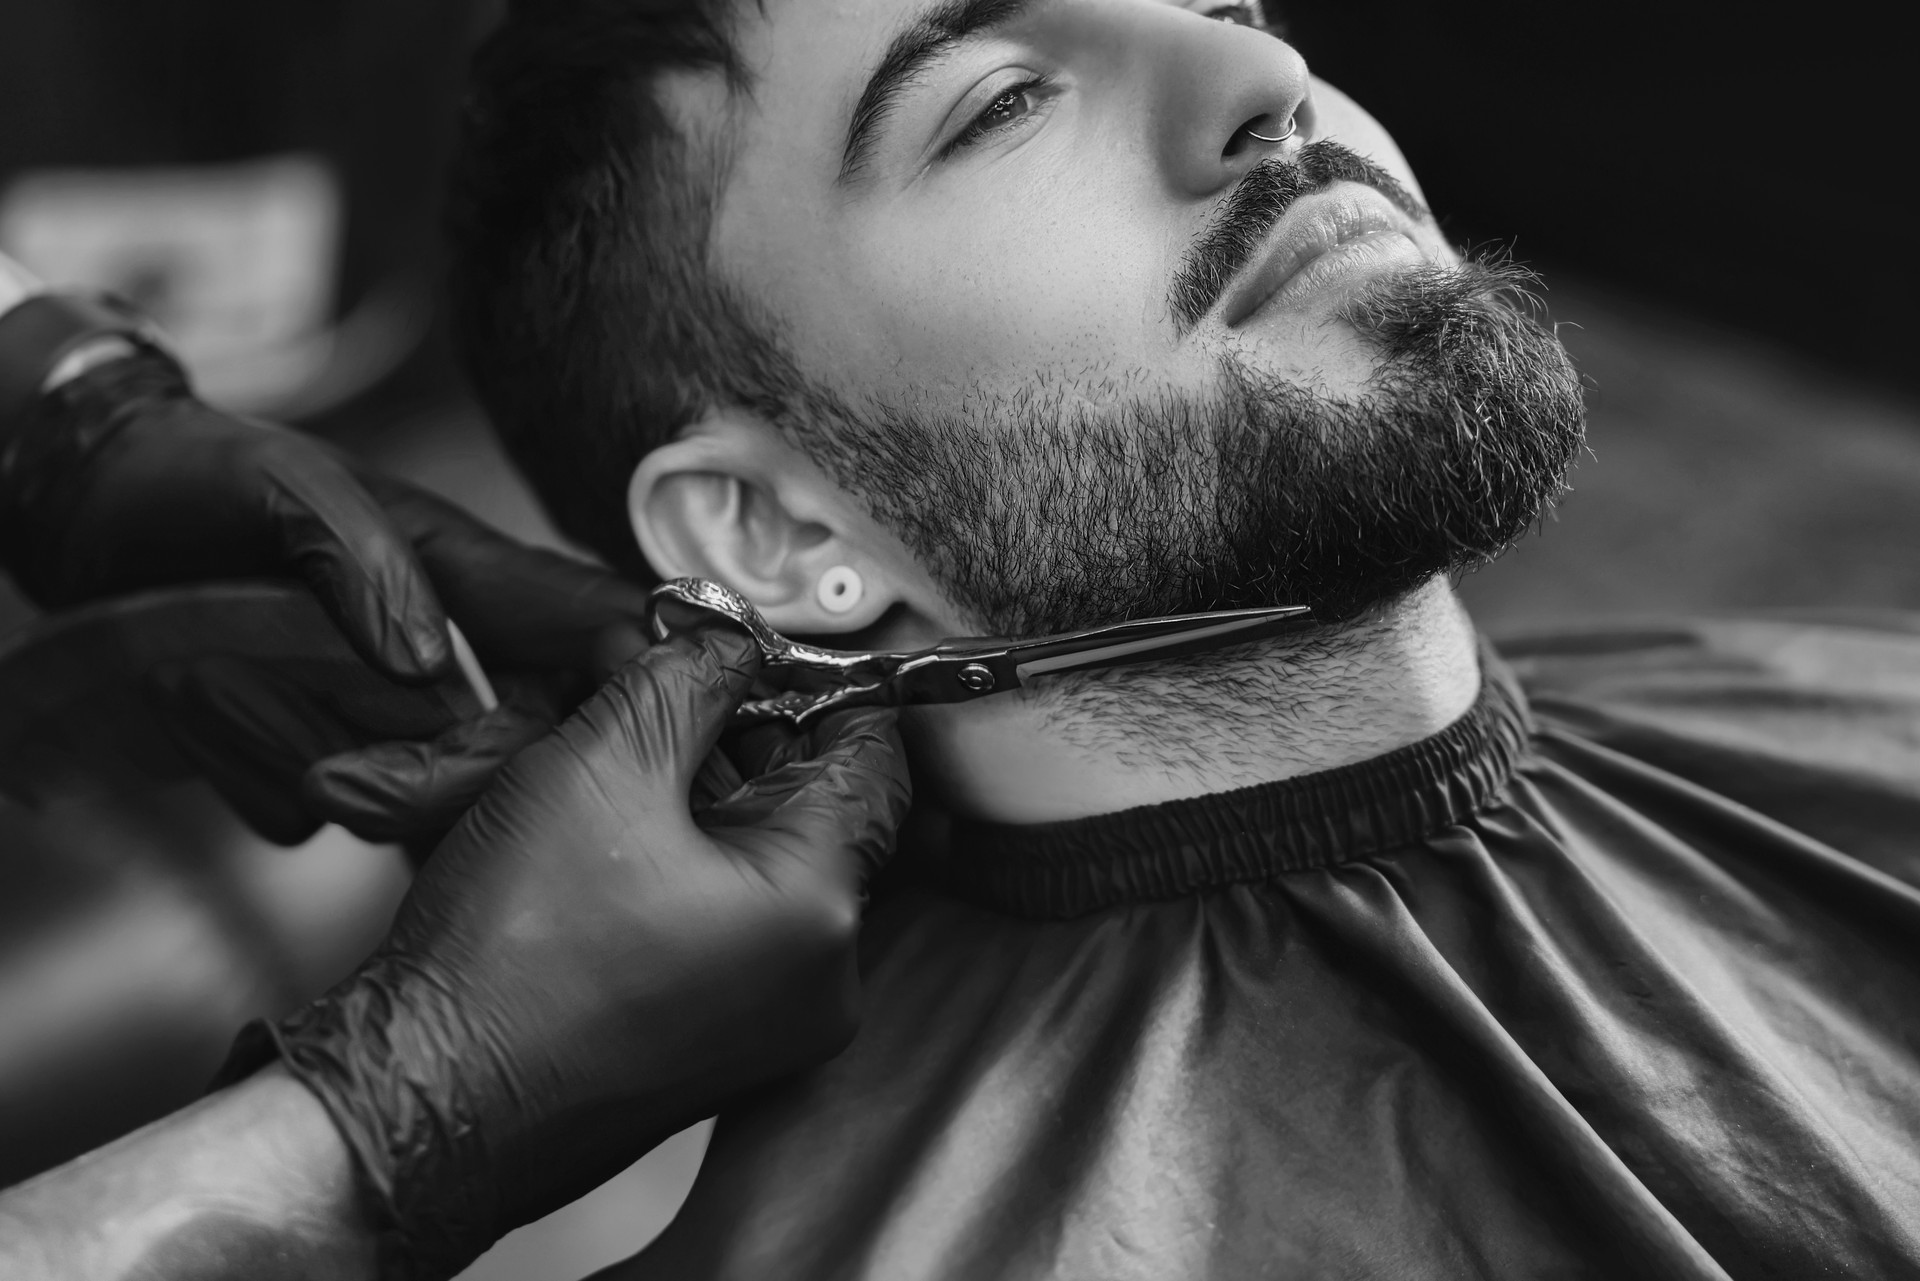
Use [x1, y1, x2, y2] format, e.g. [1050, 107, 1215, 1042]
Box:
[146, 655, 569, 847]
[0, 350, 454, 680]
[218, 626, 911, 1279]
[147, 478, 655, 846]
[0, 347, 656, 843]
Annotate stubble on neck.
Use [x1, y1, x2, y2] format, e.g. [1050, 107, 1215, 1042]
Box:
[900, 575, 1483, 826]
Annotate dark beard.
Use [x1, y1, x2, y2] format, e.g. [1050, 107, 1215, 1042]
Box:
[784, 256, 1586, 637]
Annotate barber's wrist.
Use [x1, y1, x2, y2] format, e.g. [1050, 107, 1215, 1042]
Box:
[197, 1064, 384, 1279]
[0, 1060, 379, 1281]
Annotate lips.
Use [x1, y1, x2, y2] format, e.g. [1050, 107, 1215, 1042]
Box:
[1217, 187, 1424, 327]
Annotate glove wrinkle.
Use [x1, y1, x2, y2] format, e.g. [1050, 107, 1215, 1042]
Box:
[265, 460, 450, 685]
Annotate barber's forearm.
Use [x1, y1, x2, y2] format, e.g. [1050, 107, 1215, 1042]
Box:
[0, 1065, 379, 1281]
[0, 250, 43, 316]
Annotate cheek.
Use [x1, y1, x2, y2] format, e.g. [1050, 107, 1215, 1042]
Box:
[844, 160, 1175, 397]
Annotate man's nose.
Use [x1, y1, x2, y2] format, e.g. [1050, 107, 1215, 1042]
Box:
[1143, 14, 1314, 199]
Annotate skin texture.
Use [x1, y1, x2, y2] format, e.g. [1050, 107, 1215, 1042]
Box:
[630, 0, 1487, 821]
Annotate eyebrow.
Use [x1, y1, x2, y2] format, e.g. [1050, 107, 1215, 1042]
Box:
[838, 0, 1037, 184]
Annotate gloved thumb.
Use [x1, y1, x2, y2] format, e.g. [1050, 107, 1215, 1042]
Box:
[583, 623, 761, 802]
[699, 708, 911, 883]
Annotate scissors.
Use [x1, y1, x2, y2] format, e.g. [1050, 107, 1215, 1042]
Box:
[649, 577, 1314, 726]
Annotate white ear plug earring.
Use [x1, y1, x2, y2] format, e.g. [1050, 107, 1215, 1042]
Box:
[816, 565, 864, 615]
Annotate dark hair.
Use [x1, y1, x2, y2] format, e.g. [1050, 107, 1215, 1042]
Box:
[445, 0, 766, 577]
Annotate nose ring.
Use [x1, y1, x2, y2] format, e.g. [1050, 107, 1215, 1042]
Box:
[1244, 115, 1298, 145]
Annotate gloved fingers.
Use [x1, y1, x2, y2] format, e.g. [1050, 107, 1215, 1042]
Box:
[702, 709, 905, 825]
[724, 717, 809, 781]
[575, 625, 761, 805]
[145, 656, 362, 846]
[303, 702, 555, 843]
[255, 443, 453, 685]
[701, 708, 912, 883]
[724, 704, 880, 780]
[355, 472, 657, 671]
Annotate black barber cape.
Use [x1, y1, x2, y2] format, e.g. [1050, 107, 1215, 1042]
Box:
[607, 617, 1920, 1281]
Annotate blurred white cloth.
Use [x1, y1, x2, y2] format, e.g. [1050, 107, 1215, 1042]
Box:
[0, 155, 425, 418]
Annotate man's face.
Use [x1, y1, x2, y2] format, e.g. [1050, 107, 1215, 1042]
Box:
[704, 0, 1445, 407]
[665, 0, 1584, 634]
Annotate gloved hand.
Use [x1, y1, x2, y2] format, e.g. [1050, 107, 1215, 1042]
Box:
[147, 475, 657, 846]
[0, 347, 656, 843]
[0, 349, 456, 678]
[146, 654, 575, 847]
[217, 625, 912, 1280]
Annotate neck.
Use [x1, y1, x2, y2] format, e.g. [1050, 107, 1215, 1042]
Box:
[900, 577, 1481, 825]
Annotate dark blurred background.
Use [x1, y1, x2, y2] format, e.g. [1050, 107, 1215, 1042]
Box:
[0, 2, 1914, 1277]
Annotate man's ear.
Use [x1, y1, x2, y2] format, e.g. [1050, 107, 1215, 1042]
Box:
[627, 413, 903, 634]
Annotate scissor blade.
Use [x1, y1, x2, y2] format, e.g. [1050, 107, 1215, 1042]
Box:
[1011, 606, 1312, 681]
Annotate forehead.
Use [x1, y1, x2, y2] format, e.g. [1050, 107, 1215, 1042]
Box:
[684, 0, 1133, 163]
[658, 0, 913, 248]
[706, 0, 929, 155]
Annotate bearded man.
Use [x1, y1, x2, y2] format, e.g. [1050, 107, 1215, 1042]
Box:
[441, 1, 1920, 1278]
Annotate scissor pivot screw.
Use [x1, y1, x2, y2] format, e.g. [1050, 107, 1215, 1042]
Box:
[956, 663, 996, 692]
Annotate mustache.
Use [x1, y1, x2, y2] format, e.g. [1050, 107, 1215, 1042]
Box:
[1169, 140, 1431, 332]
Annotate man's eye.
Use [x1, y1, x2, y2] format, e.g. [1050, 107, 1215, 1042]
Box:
[947, 78, 1052, 154]
[1198, 1, 1280, 33]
